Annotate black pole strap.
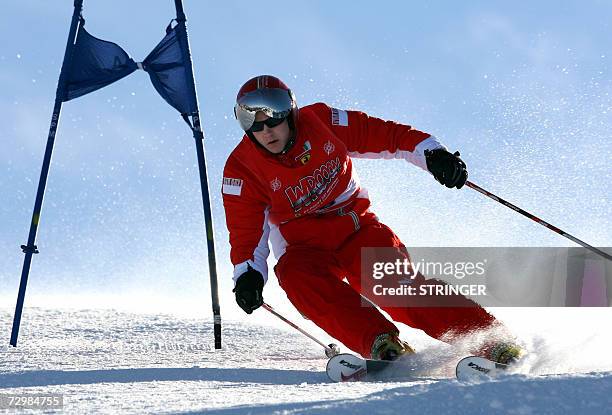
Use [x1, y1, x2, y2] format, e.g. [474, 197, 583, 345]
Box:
[181, 114, 204, 140]
[20, 245, 39, 254]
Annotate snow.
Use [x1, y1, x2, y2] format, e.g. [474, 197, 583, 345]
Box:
[2, 308, 611, 414]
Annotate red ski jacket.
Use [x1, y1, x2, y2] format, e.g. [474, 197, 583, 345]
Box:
[222, 102, 445, 284]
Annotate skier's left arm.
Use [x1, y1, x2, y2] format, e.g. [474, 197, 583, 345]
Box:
[310, 103, 468, 189]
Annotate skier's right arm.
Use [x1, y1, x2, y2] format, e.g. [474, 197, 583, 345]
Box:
[221, 155, 271, 291]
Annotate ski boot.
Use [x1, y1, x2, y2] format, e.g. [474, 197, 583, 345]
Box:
[370, 332, 415, 361]
[487, 341, 524, 365]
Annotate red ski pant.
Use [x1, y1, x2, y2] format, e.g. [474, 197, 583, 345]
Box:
[275, 216, 496, 358]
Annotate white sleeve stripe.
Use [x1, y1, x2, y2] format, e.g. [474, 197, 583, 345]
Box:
[232, 208, 271, 286]
[268, 221, 288, 260]
[348, 135, 446, 171]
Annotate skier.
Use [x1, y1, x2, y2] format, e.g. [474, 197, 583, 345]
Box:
[222, 75, 522, 364]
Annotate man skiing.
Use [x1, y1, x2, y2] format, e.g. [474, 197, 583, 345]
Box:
[222, 75, 522, 364]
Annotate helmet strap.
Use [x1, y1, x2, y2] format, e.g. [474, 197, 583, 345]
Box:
[279, 134, 296, 155]
[278, 111, 297, 154]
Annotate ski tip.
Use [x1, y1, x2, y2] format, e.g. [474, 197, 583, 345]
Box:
[455, 355, 508, 382]
[326, 353, 367, 382]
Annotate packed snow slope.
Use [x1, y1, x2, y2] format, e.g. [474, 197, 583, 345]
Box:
[1, 307, 611, 414]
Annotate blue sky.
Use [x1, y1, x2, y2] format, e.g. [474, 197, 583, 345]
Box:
[0, 1, 610, 316]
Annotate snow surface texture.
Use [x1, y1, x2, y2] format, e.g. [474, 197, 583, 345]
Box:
[1, 308, 611, 414]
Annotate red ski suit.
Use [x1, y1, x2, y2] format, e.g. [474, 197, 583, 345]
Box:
[222, 103, 495, 357]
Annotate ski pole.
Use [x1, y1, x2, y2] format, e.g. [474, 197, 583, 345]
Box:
[262, 303, 340, 358]
[465, 180, 611, 262]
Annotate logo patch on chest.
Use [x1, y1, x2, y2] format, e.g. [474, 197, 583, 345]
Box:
[284, 157, 342, 214]
[271, 177, 282, 192]
[323, 140, 335, 155]
[294, 140, 312, 165]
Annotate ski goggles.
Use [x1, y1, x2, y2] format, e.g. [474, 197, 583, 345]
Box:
[248, 116, 287, 132]
[234, 88, 295, 131]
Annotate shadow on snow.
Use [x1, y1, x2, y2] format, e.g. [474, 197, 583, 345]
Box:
[0, 367, 324, 388]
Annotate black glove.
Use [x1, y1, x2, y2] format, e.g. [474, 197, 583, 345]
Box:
[425, 148, 468, 189]
[233, 266, 264, 314]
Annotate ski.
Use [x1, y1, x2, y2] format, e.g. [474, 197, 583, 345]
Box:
[327, 353, 510, 382]
[455, 355, 509, 382]
[326, 353, 424, 382]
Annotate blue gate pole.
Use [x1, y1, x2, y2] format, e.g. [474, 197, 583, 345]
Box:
[174, 0, 222, 349]
[10, 0, 84, 347]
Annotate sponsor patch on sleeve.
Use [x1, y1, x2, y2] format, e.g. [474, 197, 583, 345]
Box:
[331, 107, 348, 126]
[222, 177, 243, 196]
